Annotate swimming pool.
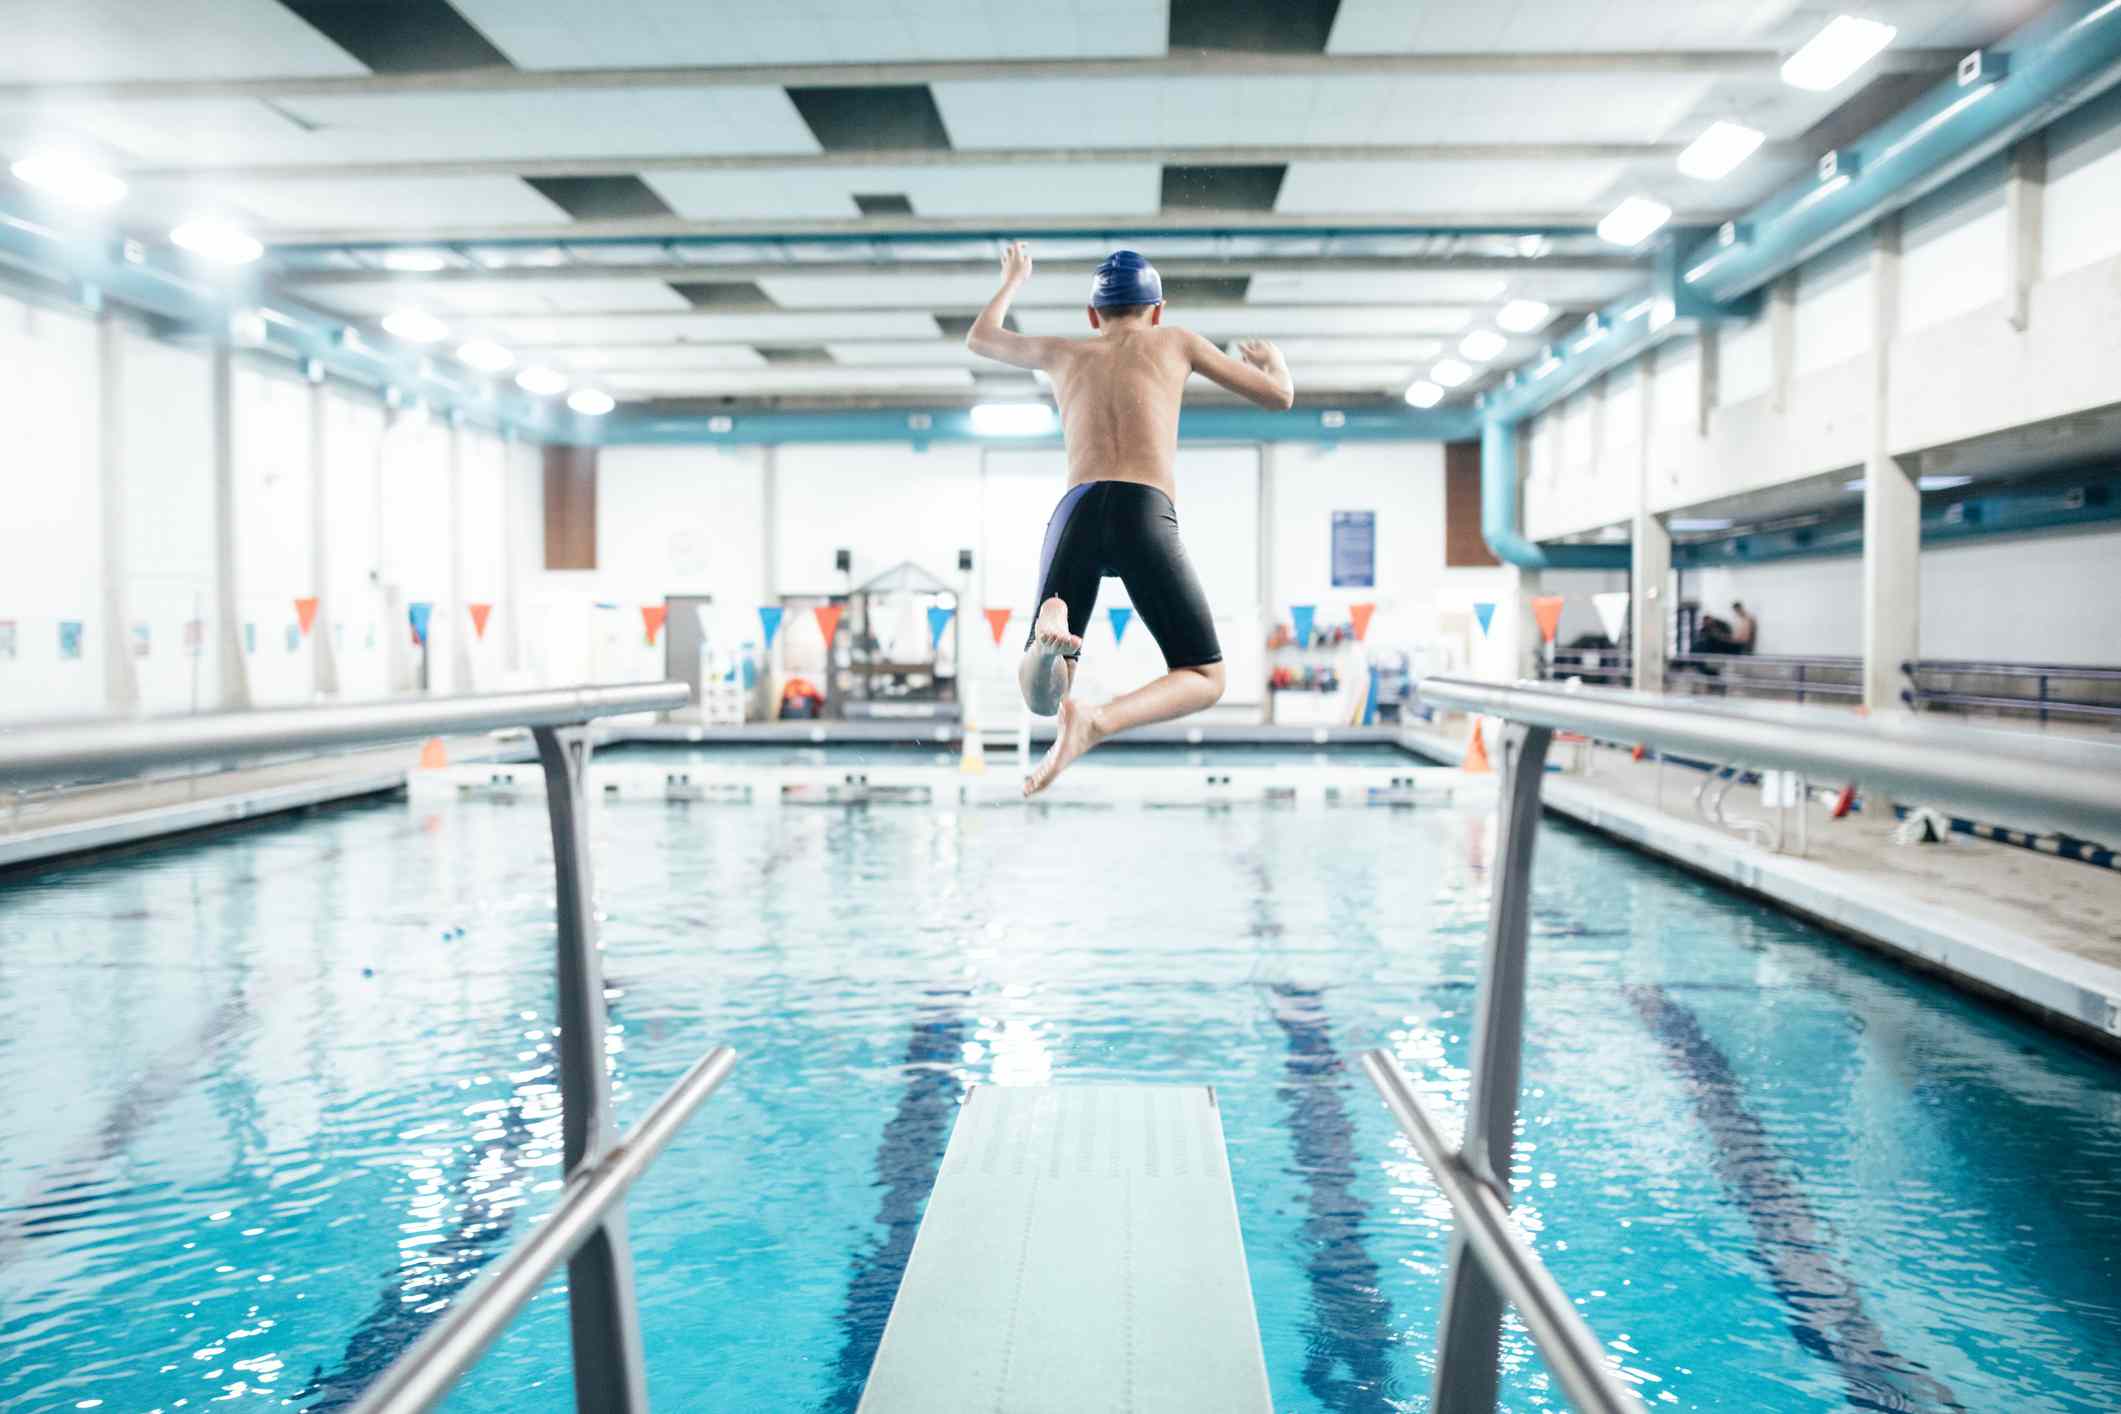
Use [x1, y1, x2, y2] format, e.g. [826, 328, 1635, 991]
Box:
[1, 784, 2117, 1411]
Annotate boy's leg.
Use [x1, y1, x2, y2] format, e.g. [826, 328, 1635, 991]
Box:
[1023, 660, 1224, 796]
[1018, 484, 1101, 717]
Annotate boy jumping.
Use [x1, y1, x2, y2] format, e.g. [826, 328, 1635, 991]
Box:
[966, 242, 1295, 796]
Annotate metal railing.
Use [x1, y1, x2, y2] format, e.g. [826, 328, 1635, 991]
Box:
[1369, 676, 2121, 1413]
[0, 684, 731, 1414]
[1903, 658, 2121, 725]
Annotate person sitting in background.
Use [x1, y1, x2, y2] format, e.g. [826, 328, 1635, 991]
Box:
[1729, 600, 1757, 652]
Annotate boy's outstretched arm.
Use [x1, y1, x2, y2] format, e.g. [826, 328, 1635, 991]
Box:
[1183, 332, 1295, 410]
[966, 240, 1063, 371]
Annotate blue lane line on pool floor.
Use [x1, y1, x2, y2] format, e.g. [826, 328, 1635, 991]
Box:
[824, 990, 970, 1413]
[1626, 983, 1965, 1412]
[1265, 981, 1404, 1411]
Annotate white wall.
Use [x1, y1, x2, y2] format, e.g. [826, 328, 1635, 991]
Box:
[1687, 526, 2121, 663]
[232, 366, 316, 706]
[319, 388, 389, 700]
[122, 336, 222, 716]
[0, 294, 102, 722]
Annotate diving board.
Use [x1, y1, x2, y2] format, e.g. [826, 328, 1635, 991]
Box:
[858, 1085, 1273, 1413]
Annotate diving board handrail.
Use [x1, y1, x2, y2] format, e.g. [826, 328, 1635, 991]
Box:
[0, 683, 735, 1414]
[345, 1046, 738, 1414]
[1419, 675, 2121, 843]
[0, 682, 686, 788]
[1371, 677, 2121, 1412]
[1360, 1051, 1632, 1414]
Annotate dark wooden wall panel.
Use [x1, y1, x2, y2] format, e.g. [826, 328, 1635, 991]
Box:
[543, 445, 598, 571]
[1444, 440, 1499, 568]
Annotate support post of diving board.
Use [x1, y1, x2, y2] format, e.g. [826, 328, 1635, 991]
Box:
[1431, 720, 1553, 1413]
[533, 723, 649, 1414]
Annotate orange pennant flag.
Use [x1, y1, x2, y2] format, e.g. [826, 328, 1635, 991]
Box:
[983, 607, 1013, 646]
[814, 602, 844, 646]
[293, 596, 319, 636]
[1530, 595, 1565, 645]
[642, 604, 668, 645]
[1463, 718, 1493, 774]
[1349, 602, 1376, 641]
[468, 602, 494, 639]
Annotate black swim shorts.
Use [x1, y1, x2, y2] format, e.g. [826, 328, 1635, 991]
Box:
[1026, 480, 1223, 670]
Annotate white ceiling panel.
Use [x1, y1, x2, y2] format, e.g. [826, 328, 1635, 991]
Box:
[827, 342, 986, 367]
[646, 163, 1158, 221]
[452, 0, 1169, 69]
[599, 367, 978, 395]
[1327, 0, 1803, 54]
[485, 311, 945, 344]
[1016, 306, 1475, 339]
[935, 72, 1715, 148]
[292, 279, 693, 319]
[1248, 338, 1447, 363]
[554, 346, 770, 371]
[140, 175, 570, 232]
[0, 0, 366, 83]
[1247, 272, 1512, 305]
[1277, 159, 1629, 215]
[758, 271, 1022, 308]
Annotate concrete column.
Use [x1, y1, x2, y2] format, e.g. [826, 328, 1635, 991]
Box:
[2006, 133, 2046, 333]
[95, 313, 140, 713]
[500, 431, 523, 675]
[209, 341, 251, 710]
[1862, 215, 1918, 713]
[1257, 442, 1276, 627]
[1695, 324, 1720, 440]
[1633, 344, 1668, 694]
[1768, 274, 1795, 415]
[448, 414, 473, 693]
[308, 376, 341, 699]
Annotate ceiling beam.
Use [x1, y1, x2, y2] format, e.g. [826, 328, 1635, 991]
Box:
[311, 300, 1522, 323]
[290, 253, 1644, 285]
[126, 140, 1800, 183]
[0, 48, 1965, 102]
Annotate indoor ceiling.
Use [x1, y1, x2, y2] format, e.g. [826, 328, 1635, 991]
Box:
[0, 0, 2045, 412]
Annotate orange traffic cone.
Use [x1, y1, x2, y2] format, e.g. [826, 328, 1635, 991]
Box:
[1462, 719, 1492, 774]
[418, 737, 449, 769]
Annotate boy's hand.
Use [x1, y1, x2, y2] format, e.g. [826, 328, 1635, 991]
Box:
[1000, 240, 1033, 287]
[1238, 338, 1284, 370]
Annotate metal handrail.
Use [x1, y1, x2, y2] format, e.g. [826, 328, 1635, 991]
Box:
[0, 684, 682, 788]
[1421, 676, 2121, 843]
[1367, 677, 2121, 1411]
[1361, 1053, 1631, 1414]
[347, 1047, 737, 1414]
[1905, 658, 2121, 681]
[0, 683, 732, 1414]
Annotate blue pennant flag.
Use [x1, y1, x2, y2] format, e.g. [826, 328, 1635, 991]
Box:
[758, 604, 783, 649]
[407, 601, 433, 646]
[926, 604, 955, 650]
[1473, 601, 1496, 636]
[1289, 603, 1316, 647]
[1108, 605, 1134, 644]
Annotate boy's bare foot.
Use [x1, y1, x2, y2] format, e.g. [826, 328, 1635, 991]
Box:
[1024, 697, 1103, 797]
[1032, 596, 1080, 660]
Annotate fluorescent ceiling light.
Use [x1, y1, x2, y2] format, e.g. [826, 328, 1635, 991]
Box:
[1430, 358, 1473, 389]
[567, 388, 615, 416]
[1781, 15, 1897, 91]
[1458, 329, 1507, 363]
[515, 366, 568, 397]
[456, 339, 514, 373]
[1669, 517, 1736, 532]
[1597, 196, 1672, 248]
[1677, 121, 1766, 181]
[1404, 381, 1444, 409]
[1843, 474, 1974, 493]
[9, 151, 127, 209]
[969, 402, 1056, 436]
[381, 308, 448, 344]
[1496, 299, 1552, 334]
[381, 249, 448, 273]
[169, 220, 262, 266]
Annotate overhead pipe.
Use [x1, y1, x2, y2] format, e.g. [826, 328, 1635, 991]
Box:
[1679, 0, 2121, 303]
[605, 402, 1480, 447]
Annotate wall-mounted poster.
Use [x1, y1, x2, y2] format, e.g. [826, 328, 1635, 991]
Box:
[131, 622, 151, 658]
[1331, 510, 1376, 589]
[58, 620, 83, 660]
[0, 620, 15, 659]
[243, 622, 257, 654]
[183, 619, 204, 656]
[285, 623, 301, 653]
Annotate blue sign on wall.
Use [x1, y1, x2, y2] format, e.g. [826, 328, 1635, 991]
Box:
[1331, 510, 1376, 588]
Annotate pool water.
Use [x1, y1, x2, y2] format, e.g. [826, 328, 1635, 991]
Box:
[2, 785, 2118, 1412]
[603, 739, 1428, 770]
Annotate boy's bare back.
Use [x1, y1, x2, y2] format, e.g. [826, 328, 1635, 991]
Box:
[965, 243, 1294, 501]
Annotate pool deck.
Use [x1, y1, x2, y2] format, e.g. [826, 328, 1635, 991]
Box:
[0, 732, 538, 871]
[1401, 719, 2121, 1053]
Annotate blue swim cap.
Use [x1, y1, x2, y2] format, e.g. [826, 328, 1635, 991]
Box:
[1091, 249, 1163, 308]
